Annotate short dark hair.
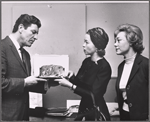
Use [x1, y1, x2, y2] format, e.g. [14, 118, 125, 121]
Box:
[12, 14, 41, 33]
[114, 24, 144, 54]
[87, 27, 109, 57]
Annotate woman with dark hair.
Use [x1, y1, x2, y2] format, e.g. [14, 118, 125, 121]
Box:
[55, 27, 112, 121]
[114, 24, 149, 120]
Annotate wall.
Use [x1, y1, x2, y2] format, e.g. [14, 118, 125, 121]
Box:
[86, 3, 149, 76]
[2, 2, 85, 108]
[2, 2, 149, 77]
[2, 3, 86, 74]
[1, 2, 149, 107]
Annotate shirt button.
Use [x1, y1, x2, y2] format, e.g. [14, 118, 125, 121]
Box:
[129, 103, 132, 107]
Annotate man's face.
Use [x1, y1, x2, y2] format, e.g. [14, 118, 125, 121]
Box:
[19, 24, 39, 47]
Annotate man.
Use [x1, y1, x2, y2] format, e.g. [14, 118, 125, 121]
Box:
[1, 14, 48, 121]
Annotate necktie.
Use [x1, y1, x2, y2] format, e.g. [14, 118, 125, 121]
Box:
[19, 47, 27, 71]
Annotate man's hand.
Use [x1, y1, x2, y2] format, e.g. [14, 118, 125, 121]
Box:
[24, 76, 47, 87]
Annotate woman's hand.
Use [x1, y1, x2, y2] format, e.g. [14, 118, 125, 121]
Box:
[54, 78, 73, 88]
[67, 70, 74, 79]
[62, 70, 74, 79]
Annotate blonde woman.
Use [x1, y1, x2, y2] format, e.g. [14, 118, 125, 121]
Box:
[114, 24, 148, 120]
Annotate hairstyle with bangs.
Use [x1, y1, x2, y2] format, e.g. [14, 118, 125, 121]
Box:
[114, 24, 144, 54]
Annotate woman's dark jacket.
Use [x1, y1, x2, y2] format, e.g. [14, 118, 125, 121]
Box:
[116, 54, 149, 120]
[70, 57, 112, 120]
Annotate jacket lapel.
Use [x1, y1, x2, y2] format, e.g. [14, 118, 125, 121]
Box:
[127, 54, 141, 85]
[8, 37, 28, 75]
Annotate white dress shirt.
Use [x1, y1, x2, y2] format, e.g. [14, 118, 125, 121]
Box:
[9, 34, 22, 60]
[119, 53, 137, 111]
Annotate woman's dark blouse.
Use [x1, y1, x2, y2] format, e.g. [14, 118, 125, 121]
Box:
[70, 57, 112, 120]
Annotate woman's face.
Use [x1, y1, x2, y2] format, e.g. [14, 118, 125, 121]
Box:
[83, 34, 97, 56]
[114, 32, 131, 55]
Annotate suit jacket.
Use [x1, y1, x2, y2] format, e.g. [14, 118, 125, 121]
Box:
[70, 57, 112, 120]
[116, 54, 149, 120]
[1, 36, 47, 121]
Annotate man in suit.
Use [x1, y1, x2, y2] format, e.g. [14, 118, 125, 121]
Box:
[1, 14, 48, 121]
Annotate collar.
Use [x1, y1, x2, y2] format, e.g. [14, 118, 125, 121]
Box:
[9, 34, 21, 50]
[91, 57, 103, 65]
[124, 53, 137, 64]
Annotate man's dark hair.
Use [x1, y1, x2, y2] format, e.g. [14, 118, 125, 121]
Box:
[12, 14, 41, 33]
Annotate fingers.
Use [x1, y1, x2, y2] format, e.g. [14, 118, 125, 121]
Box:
[35, 75, 40, 78]
[62, 71, 68, 77]
[59, 75, 64, 79]
[54, 79, 64, 86]
[54, 79, 61, 82]
[67, 71, 74, 78]
[53, 79, 61, 85]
